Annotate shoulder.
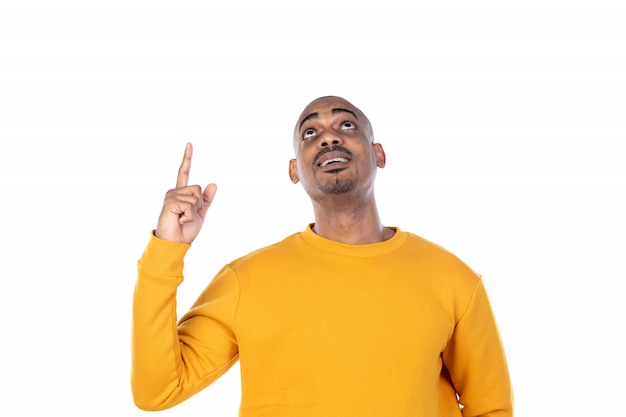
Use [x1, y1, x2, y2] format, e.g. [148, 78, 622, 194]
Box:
[402, 231, 468, 261]
[227, 231, 305, 272]
[401, 231, 482, 286]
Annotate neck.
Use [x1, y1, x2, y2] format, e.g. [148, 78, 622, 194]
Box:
[310, 194, 394, 245]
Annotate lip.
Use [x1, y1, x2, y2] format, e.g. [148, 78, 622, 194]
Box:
[315, 150, 352, 168]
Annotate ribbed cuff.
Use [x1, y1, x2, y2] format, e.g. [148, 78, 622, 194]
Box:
[137, 231, 191, 278]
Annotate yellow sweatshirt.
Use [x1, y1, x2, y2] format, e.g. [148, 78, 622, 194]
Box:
[132, 225, 513, 416]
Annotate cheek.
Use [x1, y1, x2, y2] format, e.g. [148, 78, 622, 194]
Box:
[297, 147, 317, 168]
[297, 159, 314, 178]
[296, 158, 321, 188]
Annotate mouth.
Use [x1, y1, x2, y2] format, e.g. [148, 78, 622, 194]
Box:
[319, 157, 350, 167]
[314, 147, 353, 171]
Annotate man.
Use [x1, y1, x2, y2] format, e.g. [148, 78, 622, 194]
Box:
[132, 96, 514, 416]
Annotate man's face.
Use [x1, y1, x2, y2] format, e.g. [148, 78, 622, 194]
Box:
[289, 97, 385, 199]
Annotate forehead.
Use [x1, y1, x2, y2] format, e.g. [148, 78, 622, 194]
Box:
[291, 97, 374, 150]
[296, 97, 362, 126]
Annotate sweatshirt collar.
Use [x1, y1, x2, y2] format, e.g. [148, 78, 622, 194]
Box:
[300, 223, 407, 257]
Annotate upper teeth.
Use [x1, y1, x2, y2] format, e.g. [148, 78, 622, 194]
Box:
[320, 157, 348, 167]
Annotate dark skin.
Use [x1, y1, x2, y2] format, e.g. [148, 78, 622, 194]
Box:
[155, 96, 393, 246]
[289, 96, 394, 244]
[155, 142, 217, 244]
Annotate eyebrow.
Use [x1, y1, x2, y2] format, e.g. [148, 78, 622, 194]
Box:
[298, 108, 359, 131]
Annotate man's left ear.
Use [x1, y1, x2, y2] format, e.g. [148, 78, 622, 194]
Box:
[373, 143, 386, 168]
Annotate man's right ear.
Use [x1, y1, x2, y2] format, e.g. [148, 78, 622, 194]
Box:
[288, 159, 299, 184]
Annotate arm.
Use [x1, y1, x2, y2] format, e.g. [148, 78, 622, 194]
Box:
[442, 280, 514, 417]
[131, 143, 237, 410]
[132, 235, 239, 410]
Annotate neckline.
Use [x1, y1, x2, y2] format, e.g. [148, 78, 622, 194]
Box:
[300, 223, 407, 257]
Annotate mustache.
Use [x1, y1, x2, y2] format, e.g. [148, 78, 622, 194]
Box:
[312, 145, 354, 166]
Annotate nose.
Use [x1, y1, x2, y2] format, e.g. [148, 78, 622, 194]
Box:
[318, 131, 342, 148]
[320, 138, 339, 147]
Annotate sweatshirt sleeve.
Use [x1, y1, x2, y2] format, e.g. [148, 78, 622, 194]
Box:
[131, 232, 240, 411]
[442, 279, 514, 417]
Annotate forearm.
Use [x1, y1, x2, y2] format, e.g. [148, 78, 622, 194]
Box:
[444, 280, 513, 417]
[131, 233, 190, 410]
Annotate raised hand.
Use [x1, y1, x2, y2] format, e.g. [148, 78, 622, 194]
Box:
[155, 143, 217, 244]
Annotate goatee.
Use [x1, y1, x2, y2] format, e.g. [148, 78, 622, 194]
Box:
[318, 178, 355, 194]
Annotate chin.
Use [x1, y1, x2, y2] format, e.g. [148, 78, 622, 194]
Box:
[317, 178, 355, 194]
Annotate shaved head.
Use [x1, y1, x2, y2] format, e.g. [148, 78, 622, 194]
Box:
[293, 96, 375, 154]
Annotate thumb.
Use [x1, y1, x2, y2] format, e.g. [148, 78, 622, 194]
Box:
[198, 183, 217, 218]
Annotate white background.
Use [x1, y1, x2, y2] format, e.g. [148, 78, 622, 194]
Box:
[1, 1, 624, 415]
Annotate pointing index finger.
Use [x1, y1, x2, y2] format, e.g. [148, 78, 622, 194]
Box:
[176, 142, 193, 188]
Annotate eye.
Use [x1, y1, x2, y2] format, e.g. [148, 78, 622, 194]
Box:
[341, 121, 356, 130]
[302, 128, 316, 140]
